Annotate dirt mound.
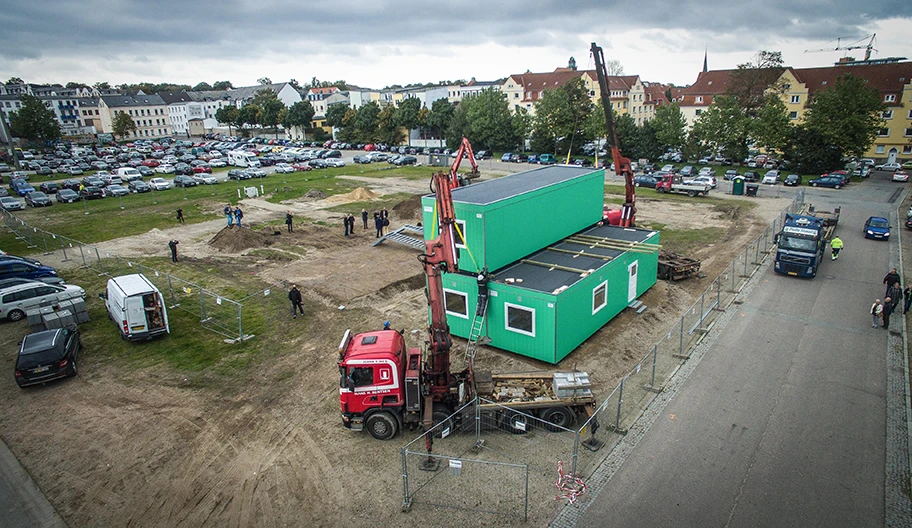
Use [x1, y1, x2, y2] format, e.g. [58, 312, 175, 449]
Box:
[324, 187, 379, 204]
[304, 188, 327, 199]
[208, 226, 275, 252]
[391, 194, 423, 222]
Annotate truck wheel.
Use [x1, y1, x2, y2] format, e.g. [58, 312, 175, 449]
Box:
[432, 410, 454, 438]
[688, 190, 696, 197]
[365, 412, 398, 440]
[703, 190, 709, 196]
[540, 407, 575, 431]
[500, 410, 529, 435]
[656, 187, 664, 193]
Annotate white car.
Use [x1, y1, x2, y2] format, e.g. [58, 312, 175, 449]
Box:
[892, 171, 910, 183]
[876, 162, 902, 172]
[154, 164, 176, 174]
[761, 170, 781, 184]
[193, 174, 218, 185]
[208, 159, 226, 168]
[274, 163, 296, 174]
[0, 282, 84, 321]
[148, 177, 172, 190]
[684, 175, 717, 188]
[324, 159, 346, 168]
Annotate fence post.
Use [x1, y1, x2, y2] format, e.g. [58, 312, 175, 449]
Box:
[650, 344, 658, 389]
[41, 231, 50, 255]
[474, 395, 481, 446]
[716, 276, 721, 309]
[94, 247, 105, 274]
[615, 378, 625, 431]
[167, 275, 176, 305]
[679, 315, 684, 355]
[236, 302, 243, 342]
[200, 287, 207, 322]
[570, 429, 581, 476]
[78, 244, 87, 267]
[730, 260, 736, 292]
[400, 447, 411, 511]
[699, 292, 704, 328]
[524, 464, 529, 523]
[60, 239, 69, 262]
[743, 245, 749, 276]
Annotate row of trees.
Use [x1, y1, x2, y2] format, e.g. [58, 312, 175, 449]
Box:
[214, 90, 323, 140]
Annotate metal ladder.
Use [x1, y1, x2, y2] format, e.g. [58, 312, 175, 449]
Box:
[463, 296, 489, 365]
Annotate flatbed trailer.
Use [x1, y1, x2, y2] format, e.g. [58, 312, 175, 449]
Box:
[657, 249, 702, 280]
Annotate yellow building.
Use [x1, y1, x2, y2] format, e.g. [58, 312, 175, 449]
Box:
[98, 94, 171, 138]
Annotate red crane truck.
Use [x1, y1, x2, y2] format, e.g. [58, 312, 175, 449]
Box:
[338, 139, 594, 440]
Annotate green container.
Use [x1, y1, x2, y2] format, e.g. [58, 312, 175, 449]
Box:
[422, 166, 604, 274]
[732, 176, 745, 195]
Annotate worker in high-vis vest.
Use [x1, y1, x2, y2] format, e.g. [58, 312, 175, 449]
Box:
[830, 236, 844, 261]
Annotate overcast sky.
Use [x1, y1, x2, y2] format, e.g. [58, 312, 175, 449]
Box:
[1, 1, 910, 91]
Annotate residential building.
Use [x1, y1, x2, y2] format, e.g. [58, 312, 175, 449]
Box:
[447, 78, 502, 103]
[77, 98, 102, 133]
[346, 88, 381, 109]
[185, 91, 232, 119]
[158, 91, 204, 137]
[0, 94, 93, 137]
[98, 94, 170, 138]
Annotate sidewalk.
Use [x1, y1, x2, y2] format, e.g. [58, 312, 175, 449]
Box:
[0, 438, 67, 528]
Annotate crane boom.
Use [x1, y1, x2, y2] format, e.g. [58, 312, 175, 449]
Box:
[591, 42, 636, 227]
[805, 34, 877, 60]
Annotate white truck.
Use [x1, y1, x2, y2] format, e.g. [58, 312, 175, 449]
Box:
[102, 274, 169, 341]
[227, 150, 261, 168]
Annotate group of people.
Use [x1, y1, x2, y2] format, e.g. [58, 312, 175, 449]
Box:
[223, 204, 244, 227]
[871, 267, 912, 329]
[343, 208, 389, 237]
[373, 209, 390, 238]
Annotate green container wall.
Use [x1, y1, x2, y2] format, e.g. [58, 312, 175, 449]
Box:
[421, 169, 605, 274]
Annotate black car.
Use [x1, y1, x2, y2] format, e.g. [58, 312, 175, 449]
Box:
[394, 155, 418, 166]
[61, 179, 82, 190]
[174, 163, 194, 176]
[570, 158, 593, 167]
[56, 189, 79, 203]
[742, 171, 760, 182]
[783, 174, 801, 186]
[510, 153, 529, 163]
[36, 166, 53, 176]
[633, 175, 659, 188]
[138, 166, 154, 177]
[39, 182, 60, 194]
[25, 191, 52, 207]
[128, 180, 151, 193]
[82, 175, 104, 187]
[257, 157, 275, 166]
[308, 159, 327, 169]
[79, 186, 104, 199]
[227, 169, 251, 180]
[173, 175, 198, 187]
[474, 150, 493, 160]
[14, 327, 81, 388]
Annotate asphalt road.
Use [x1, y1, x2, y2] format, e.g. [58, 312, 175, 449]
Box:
[576, 171, 905, 527]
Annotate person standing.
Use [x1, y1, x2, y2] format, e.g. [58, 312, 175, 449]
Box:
[224, 204, 233, 226]
[829, 236, 843, 260]
[904, 286, 912, 314]
[872, 299, 884, 327]
[168, 240, 179, 263]
[176, 208, 184, 224]
[344, 214, 351, 237]
[374, 212, 384, 238]
[347, 214, 356, 235]
[234, 206, 243, 227]
[888, 284, 903, 312]
[285, 211, 294, 233]
[381, 208, 389, 221]
[361, 208, 368, 229]
[883, 268, 901, 298]
[883, 297, 894, 329]
[288, 285, 304, 319]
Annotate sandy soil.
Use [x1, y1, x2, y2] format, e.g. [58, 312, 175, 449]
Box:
[0, 170, 790, 528]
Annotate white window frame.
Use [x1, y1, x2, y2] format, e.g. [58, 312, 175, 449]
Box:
[876, 145, 886, 154]
[879, 128, 890, 137]
[790, 95, 800, 104]
[443, 288, 469, 319]
[883, 110, 893, 119]
[592, 281, 608, 315]
[789, 111, 798, 120]
[453, 219, 467, 249]
[905, 128, 912, 137]
[696, 96, 703, 103]
[885, 94, 896, 102]
[504, 302, 535, 337]
[903, 146, 912, 155]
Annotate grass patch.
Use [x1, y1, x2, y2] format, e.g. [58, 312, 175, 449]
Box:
[637, 222, 726, 253]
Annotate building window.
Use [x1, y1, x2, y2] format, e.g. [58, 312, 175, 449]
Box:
[513, 93, 518, 99]
[883, 110, 893, 119]
[903, 146, 912, 155]
[879, 128, 889, 137]
[696, 96, 703, 103]
[789, 111, 798, 119]
[444, 289, 469, 319]
[504, 303, 535, 337]
[695, 109, 702, 116]
[876, 145, 885, 154]
[885, 94, 896, 102]
[790, 95, 800, 104]
[592, 281, 607, 315]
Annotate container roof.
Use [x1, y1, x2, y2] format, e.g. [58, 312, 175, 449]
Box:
[492, 224, 657, 294]
[449, 165, 601, 206]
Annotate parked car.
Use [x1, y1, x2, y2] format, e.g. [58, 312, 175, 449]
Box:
[892, 171, 909, 183]
[149, 178, 171, 190]
[685, 175, 717, 188]
[56, 189, 80, 203]
[0, 281, 83, 323]
[128, 180, 151, 193]
[876, 162, 902, 172]
[78, 186, 104, 199]
[192, 174, 218, 185]
[510, 153, 529, 163]
[741, 171, 760, 182]
[274, 163, 296, 173]
[82, 175, 104, 187]
[570, 158, 593, 167]
[679, 166, 695, 177]
[25, 191, 52, 207]
[0, 259, 58, 283]
[0, 196, 23, 210]
[227, 169, 251, 180]
[352, 155, 372, 164]
[538, 154, 557, 165]
[10, 171, 29, 181]
[14, 327, 81, 387]
[393, 155, 417, 166]
[290, 163, 313, 172]
[500, 152, 513, 162]
[173, 175, 198, 188]
[475, 150, 493, 160]
[208, 159, 226, 168]
[9, 180, 35, 196]
[808, 175, 845, 189]
[244, 168, 267, 178]
[526, 154, 538, 164]
[192, 164, 212, 174]
[0, 277, 64, 290]
[633, 175, 659, 188]
[36, 166, 52, 176]
[324, 159, 346, 168]
[38, 182, 60, 194]
[722, 169, 739, 181]
[103, 184, 130, 197]
[66, 166, 84, 176]
[155, 164, 176, 174]
[783, 174, 801, 186]
[99, 174, 123, 186]
[761, 170, 781, 184]
[864, 216, 891, 240]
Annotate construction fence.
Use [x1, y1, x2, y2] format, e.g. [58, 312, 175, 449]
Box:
[400, 190, 807, 521]
[0, 209, 291, 342]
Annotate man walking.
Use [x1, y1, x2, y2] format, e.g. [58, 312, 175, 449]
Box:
[285, 211, 294, 233]
[904, 286, 912, 314]
[829, 235, 843, 260]
[168, 239, 179, 263]
[234, 206, 243, 228]
[176, 208, 184, 224]
[288, 284, 304, 319]
[883, 297, 894, 329]
[224, 204, 233, 226]
[883, 268, 901, 298]
[872, 299, 884, 327]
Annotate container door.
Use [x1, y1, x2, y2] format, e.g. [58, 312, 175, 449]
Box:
[628, 261, 638, 302]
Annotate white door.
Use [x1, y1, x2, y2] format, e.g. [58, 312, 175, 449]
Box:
[628, 261, 638, 302]
[888, 148, 898, 164]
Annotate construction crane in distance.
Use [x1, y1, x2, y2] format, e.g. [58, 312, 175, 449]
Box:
[805, 34, 877, 61]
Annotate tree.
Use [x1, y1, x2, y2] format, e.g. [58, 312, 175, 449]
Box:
[803, 73, 885, 159]
[427, 99, 455, 141]
[6, 77, 24, 85]
[193, 82, 213, 91]
[532, 77, 592, 155]
[325, 103, 349, 129]
[215, 106, 239, 135]
[692, 95, 750, 161]
[212, 80, 233, 90]
[614, 114, 639, 160]
[635, 120, 663, 161]
[416, 106, 431, 140]
[751, 94, 791, 155]
[395, 97, 421, 145]
[257, 77, 272, 86]
[727, 51, 784, 119]
[285, 101, 316, 137]
[353, 101, 381, 143]
[65, 82, 87, 89]
[652, 103, 687, 152]
[93, 81, 111, 91]
[783, 125, 843, 174]
[445, 102, 470, 149]
[238, 104, 260, 129]
[288, 78, 301, 90]
[466, 88, 521, 151]
[251, 90, 285, 137]
[111, 110, 136, 140]
[377, 105, 402, 145]
[8, 95, 61, 143]
[511, 107, 533, 151]
[605, 60, 624, 76]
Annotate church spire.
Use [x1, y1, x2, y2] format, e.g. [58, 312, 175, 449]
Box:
[703, 47, 708, 73]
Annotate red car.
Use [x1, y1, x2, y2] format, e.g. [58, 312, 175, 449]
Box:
[291, 163, 313, 172]
[142, 159, 160, 167]
[192, 165, 212, 174]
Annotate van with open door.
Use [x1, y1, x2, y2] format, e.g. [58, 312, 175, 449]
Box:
[103, 274, 169, 340]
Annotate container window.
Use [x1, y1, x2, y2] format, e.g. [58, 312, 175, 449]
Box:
[444, 289, 469, 319]
[592, 281, 608, 314]
[504, 303, 535, 337]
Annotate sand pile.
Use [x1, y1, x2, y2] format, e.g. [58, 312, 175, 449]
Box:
[304, 188, 328, 199]
[324, 187, 380, 204]
[208, 226, 276, 252]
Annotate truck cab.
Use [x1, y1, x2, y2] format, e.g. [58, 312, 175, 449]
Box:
[774, 215, 827, 277]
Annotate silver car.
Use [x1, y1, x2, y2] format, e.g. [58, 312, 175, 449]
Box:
[0, 196, 24, 210]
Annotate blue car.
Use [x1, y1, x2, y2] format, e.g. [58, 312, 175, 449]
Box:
[808, 175, 845, 189]
[864, 216, 890, 240]
[0, 258, 58, 281]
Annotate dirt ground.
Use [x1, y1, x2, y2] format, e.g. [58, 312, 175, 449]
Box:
[0, 171, 789, 528]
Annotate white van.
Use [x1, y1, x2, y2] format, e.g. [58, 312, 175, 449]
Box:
[227, 151, 261, 168]
[116, 167, 143, 182]
[103, 274, 169, 340]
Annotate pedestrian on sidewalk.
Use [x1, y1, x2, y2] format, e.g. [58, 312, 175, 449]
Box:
[168, 239, 179, 263]
[234, 206, 243, 227]
[288, 285, 304, 318]
[883, 268, 901, 298]
[883, 297, 894, 329]
[224, 204, 233, 226]
[904, 286, 912, 314]
[872, 299, 883, 327]
[285, 211, 294, 233]
[829, 235, 843, 260]
[362, 208, 368, 229]
[888, 284, 903, 312]
[176, 208, 184, 224]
